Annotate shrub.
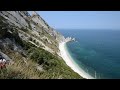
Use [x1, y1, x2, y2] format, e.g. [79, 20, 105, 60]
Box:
[0, 68, 26, 79]
[21, 27, 28, 32]
[22, 41, 36, 50]
[29, 37, 33, 41]
[8, 44, 14, 50]
[33, 39, 36, 43]
[27, 47, 58, 70]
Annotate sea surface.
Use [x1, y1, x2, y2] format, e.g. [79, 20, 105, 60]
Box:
[58, 29, 120, 79]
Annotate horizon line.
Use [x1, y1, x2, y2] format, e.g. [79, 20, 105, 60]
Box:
[55, 28, 120, 30]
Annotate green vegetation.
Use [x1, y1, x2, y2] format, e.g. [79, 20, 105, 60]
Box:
[25, 19, 32, 30]
[0, 39, 82, 79]
[29, 37, 33, 41]
[21, 27, 29, 32]
[0, 16, 10, 39]
[0, 46, 82, 79]
[0, 14, 82, 79]
[0, 67, 27, 79]
[0, 51, 41, 79]
[26, 42, 81, 78]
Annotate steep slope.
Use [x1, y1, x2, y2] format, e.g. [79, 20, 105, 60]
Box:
[0, 11, 82, 79]
[0, 11, 64, 55]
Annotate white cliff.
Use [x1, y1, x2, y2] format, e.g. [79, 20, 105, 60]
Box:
[0, 11, 64, 55]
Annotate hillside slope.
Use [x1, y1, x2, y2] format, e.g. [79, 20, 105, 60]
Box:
[0, 11, 82, 79]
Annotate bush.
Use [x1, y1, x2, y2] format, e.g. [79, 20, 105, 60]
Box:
[0, 29, 7, 38]
[29, 37, 33, 41]
[23, 41, 36, 50]
[33, 39, 36, 43]
[27, 47, 56, 69]
[0, 68, 26, 79]
[8, 44, 14, 50]
[21, 27, 28, 32]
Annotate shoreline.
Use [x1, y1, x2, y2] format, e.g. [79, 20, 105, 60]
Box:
[59, 41, 94, 79]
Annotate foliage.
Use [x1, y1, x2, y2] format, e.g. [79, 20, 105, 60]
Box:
[29, 37, 33, 41]
[21, 27, 29, 32]
[0, 14, 82, 79]
[26, 47, 82, 78]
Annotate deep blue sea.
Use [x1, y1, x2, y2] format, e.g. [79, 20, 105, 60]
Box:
[58, 29, 120, 79]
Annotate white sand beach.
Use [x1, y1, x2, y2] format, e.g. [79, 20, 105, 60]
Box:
[59, 41, 94, 79]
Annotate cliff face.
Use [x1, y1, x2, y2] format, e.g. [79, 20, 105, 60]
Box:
[0, 11, 81, 79]
[0, 11, 65, 55]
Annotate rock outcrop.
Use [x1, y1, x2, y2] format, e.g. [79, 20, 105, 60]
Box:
[0, 11, 81, 79]
[0, 11, 65, 55]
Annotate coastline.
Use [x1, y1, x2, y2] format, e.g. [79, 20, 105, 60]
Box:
[59, 41, 94, 79]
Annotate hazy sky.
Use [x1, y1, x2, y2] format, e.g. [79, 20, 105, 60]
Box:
[32, 11, 120, 30]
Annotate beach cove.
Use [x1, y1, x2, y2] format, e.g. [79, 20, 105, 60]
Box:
[59, 41, 94, 79]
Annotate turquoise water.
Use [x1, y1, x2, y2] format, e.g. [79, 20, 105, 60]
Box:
[58, 29, 120, 79]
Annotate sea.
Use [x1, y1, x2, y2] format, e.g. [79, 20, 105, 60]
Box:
[58, 29, 120, 79]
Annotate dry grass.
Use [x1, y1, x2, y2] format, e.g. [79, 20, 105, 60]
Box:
[0, 52, 42, 79]
[0, 47, 82, 79]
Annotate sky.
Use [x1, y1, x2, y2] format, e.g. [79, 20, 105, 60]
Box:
[30, 11, 120, 30]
